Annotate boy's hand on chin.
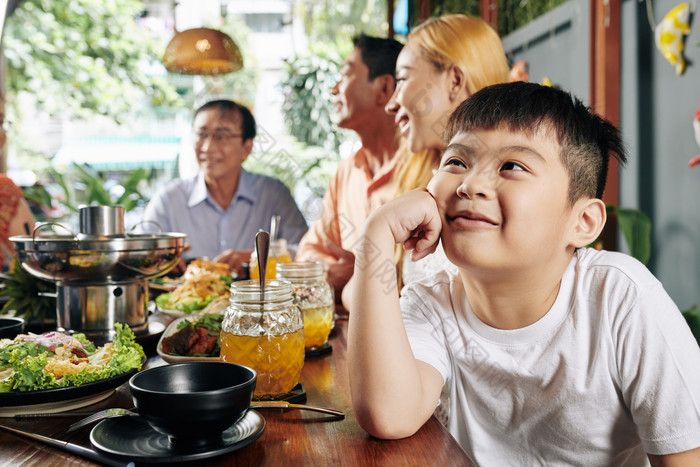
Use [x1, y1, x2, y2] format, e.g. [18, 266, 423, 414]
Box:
[373, 188, 442, 261]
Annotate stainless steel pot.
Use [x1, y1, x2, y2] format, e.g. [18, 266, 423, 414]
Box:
[78, 205, 125, 239]
[10, 205, 187, 339]
[56, 281, 149, 338]
[11, 232, 186, 283]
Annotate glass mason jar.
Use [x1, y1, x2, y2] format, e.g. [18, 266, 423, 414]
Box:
[276, 262, 334, 350]
[220, 280, 305, 399]
[249, 238, 293, 280]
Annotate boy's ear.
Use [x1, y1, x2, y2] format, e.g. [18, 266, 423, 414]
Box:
[372, 74, 396, 106]
[569, 198, 606, 248]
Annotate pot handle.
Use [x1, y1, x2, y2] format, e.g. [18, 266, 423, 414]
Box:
[126, 220, 164, 236]
[32, 222, 78, 241]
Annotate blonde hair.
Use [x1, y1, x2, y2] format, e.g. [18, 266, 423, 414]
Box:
[394, 14, 510, 288]
[410, 14, 510, 96]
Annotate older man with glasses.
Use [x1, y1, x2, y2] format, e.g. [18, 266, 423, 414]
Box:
[143, 100, 308, 276]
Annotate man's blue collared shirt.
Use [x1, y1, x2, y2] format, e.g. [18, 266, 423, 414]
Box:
[142, 171, 308, 260]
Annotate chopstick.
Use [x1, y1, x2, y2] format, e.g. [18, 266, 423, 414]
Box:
[250, 401, 344, 417]
[0, 423, 133, 467]
[15, 411, 110, 419]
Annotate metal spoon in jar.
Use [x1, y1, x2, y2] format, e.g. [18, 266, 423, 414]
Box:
[269, 215, 280, 243]
[255, 231, 270, 328]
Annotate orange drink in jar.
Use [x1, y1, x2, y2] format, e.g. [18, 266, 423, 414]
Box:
[301, 304, 334, 349]
[249, 239, 292, 280]
[276, 262, 334, 350]
[220, 330, 304, 397]
[221, 280, 305, 399]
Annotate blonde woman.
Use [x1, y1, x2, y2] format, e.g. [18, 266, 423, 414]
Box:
[385, 14, 510, 288]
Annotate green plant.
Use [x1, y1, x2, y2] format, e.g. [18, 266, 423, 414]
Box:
[297, 0, 388, 49]
[606, 205, 652, 264]
[280, 51, 348, 152]
[0, 257, 56, 327]
[405, 0, 570, 38]
[3, 0, 183, 122]
[244, 138, 340, 205]
[23, 164, 150, 216]
[407, 0, 479, 29]
[498, 0, 570, 36]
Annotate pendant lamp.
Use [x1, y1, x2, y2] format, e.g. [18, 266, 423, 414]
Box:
[162, 27, 243, 75]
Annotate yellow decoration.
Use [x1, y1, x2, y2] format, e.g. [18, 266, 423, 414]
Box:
[541, 77, 553, 87]
[654, 3, 690, 75]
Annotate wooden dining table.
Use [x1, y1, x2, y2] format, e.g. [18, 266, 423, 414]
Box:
[0, 311, 475, 466]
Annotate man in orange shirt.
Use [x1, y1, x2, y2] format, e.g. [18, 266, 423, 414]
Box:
[295, 35, 403, 295]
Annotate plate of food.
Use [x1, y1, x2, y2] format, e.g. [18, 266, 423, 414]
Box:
[0, 324, 145, 415]
[155, 259, 234, 317]
[149, 276, 183, 293]
[157, 302, 228, 364]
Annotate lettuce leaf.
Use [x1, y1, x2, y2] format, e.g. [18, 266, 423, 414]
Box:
[155, 292, 172, 310]
[0, 324, 144, 392]
[155, 292, 218, 314]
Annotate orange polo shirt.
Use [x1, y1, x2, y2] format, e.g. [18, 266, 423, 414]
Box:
[296, 147, 400, 262]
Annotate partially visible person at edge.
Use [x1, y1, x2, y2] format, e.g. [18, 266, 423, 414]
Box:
[295, 34, 404, 296]
[386, 14, 510, 290]
[0, 95, 35, 272]
[142, 100, 308, 276]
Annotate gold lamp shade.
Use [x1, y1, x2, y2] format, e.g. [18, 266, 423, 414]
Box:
[162, 27, 243, 75]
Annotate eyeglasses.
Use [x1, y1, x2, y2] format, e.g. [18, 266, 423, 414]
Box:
[194, 130, 243, 146]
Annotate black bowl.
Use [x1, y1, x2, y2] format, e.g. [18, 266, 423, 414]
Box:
[129, 362, 256, 447]
[0, 317, 25, 339]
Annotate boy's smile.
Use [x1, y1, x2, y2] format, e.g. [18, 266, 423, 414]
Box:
[446, 209, 499, 229]
[428, 126, 579, 275]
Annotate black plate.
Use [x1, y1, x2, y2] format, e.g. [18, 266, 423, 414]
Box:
[305, 342, 332, 358]
[0, 369, 137, 407]
[90, 409, 265, 463]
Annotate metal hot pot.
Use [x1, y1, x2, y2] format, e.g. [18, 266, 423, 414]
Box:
[10, 205, 186, 339]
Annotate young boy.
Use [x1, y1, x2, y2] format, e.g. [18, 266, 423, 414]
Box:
[348, 82, 700, 465]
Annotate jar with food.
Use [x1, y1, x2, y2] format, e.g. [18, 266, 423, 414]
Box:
[249, 238, 292, 280]
[276, 262, 334, 350]
[220, 280, 304, 399]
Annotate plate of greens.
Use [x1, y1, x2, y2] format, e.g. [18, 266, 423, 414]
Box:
[0, 323, 145, 410]
[0, 368, 138, 412]
[154, 287, 227, 318]
[153, 265, 233, 317]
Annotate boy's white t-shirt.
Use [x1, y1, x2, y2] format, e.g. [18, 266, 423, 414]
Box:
[402, 242, 458, 286]
[400, 248, 700, 466]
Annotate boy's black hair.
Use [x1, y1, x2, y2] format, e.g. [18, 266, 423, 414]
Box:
[193, 100, 256, 142]
[352, 34, 404, 81]
[444, 82, 627, 203]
